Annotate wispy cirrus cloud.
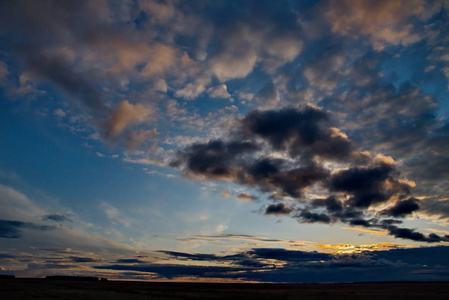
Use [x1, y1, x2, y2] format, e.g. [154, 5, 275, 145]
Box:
[99, 202, 131, 228]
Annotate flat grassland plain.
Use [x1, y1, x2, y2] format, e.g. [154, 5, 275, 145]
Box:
[1, 279, 448, 299]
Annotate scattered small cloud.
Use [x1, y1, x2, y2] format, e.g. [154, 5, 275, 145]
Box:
[53, 108, 66, 118]
[99, 202, 131, 228]
[236, 193, 257, 203]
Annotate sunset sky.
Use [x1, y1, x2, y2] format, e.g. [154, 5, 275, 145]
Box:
[1, 0, 449, 282]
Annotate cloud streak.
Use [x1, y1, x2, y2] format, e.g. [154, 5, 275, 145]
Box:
[94, 245, 449, 282]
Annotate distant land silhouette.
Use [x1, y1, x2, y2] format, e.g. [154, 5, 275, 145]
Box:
[45, 275, 108, 282]
[1, 277, 448, 299]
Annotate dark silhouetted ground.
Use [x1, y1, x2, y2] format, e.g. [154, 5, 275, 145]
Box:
[1, 278, 448, 299]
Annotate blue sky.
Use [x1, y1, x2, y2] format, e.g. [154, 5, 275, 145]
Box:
[1, 0, 449, 282]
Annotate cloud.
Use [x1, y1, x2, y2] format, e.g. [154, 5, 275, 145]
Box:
[304, 51, 345, 92]
[328, 162, 413, 208]
[173, 106, 368, 200]
[238, 107, 368, 163]
[16, 47, 107, 112]
[311, 196, 343, 213]
[172, 106, 449, 243]
[381, 198, 420, 218]
[0, 183, 151, 278]
[115, 258, 147, 264]
[263, 33, 303, 72]
[94, 263, 247, 280]
[0, 0, 197, 149]
[154, 79, 168, 93]
[0, 61, 9, 83]
[246, 248, 331, 262]
[341, 227, 388, 236]
[104, 100, 153, 138]
[0, 220, 23, 238]
[42, 214, 72, 223]
[158, 251, 220, 262]
[265, 203, 293, 215]
[94, 246, 449, 282]
[322, 79, 448, 218]
[175, 77, 211, 100]
[1, 1, 449, 282]
[253, 81, 279, 108]
[209, 26, 259, 82]
[206, 3, 303, 82]
[207, 84, 231, 99]
[236, 193, 257, 202]
[99, 202, 131, 228]
[171, 139, 260, 181]
[126, 129, 158, 149]
[0, 219, 55, 238]
[386, 225, 449, 243]
[53, 108, 66, 118]
[324, 0, 439, 49]
[0, 184, 45, 222]
[176, 233, 300, 245]
[297, 210, 332, 224]
[69, 256, 102, 263]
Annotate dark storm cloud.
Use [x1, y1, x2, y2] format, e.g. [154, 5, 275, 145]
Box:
[265, 203, 293, 215]
[248, 158, 282, 181]
[173, 136, 329, 198]
[385, 226, 449, 243]
[239, 107, 364, 162]
[172, 106, 360, 197]
[261, 164, 329, 198]
[329, 163, 412, 208]
[380, 198, 420, 218]
[244, 158, 330, 198]
[348, 218, 372, 227]
[311, 196, 343, 212]
[297, 210, 332, 224]
[173, 106, 448, 243]
[171, 139, 259, 180]
[0, 219, 55, 238]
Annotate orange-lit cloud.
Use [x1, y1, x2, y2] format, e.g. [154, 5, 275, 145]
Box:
[105, 100, 153, 138]
[325, 0, 440, 49]
[342, 227, 388, 235]
[236, 193, 257, 202]
[316, 242, 403, 253]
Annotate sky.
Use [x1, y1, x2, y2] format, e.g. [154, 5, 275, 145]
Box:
[1, 0, 449, 283]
